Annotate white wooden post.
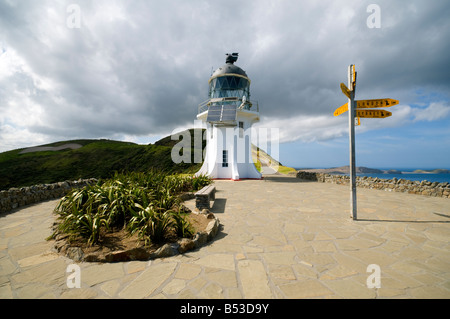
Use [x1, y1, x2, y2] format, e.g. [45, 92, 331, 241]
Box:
[348, 65, 357, 220]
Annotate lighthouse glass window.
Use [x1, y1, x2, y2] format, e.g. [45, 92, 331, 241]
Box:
[222, 150, 228, 167]
[209, 76, 250, 101]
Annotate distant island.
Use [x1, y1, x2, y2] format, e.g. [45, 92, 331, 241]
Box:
[411, 169, 450, 174]
[298, 166, 399, 174]
[298, 166, 450, 175]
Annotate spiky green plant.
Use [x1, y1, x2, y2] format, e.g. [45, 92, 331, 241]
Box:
[171, 208, 195, 239]
[127, 203, 174, 245]
[50, 170, 212, 246]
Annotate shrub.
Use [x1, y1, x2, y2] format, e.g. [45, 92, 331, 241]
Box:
[51, 170, 211, 246]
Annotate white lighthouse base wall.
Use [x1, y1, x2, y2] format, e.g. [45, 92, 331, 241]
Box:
[195, 125, 262, 180]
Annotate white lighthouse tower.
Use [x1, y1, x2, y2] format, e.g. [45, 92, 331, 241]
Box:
[196, 53, 262, 180]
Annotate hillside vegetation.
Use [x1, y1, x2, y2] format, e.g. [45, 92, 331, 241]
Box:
[0, 128, 295, 190]
[0, 130, 204, 190]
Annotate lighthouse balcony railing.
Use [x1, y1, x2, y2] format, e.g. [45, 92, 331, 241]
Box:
[198, 98, 259, 114]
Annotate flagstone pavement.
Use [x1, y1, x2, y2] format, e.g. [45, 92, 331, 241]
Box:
[1, 175, 449, 299]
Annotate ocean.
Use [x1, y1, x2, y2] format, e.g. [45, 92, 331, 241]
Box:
[295, 168, 450, 184]
[356, 167, 450, 183]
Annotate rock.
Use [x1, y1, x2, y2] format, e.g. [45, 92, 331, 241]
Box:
[0, 178, 98, 214]
[295, 171, 449, 198]
[105, 248, 151, 262]
[206, 219, 220, 241]
[206, 212, 215, 219]
[193, 232, 208, 248]
[421, 190, 432, 196]
[53, 239, 68, 252]
[151, 243, 179, 259]
[83, 253, 101, 262]
[178, 238, 195, 253]
[66, 247, 84, 262]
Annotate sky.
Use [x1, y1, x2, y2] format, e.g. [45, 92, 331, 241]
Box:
[1, 0, 449, 169]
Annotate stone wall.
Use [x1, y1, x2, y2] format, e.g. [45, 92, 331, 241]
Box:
[296, 171, 450, 198]
[0, 179, 98, 214]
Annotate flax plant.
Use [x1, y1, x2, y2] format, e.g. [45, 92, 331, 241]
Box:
[50, 170, 211, 246]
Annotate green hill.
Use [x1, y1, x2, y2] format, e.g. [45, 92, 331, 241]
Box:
[0, 130, 205, 190]
[0, 128, 295, 190]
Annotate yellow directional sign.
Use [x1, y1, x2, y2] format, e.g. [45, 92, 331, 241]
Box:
[334, 99, 399, 116]
[351, 65, 356, 90]
[340, 83, 351, 99]
[356, 109, 392, 118]
[333, 103, 348, 116]
[356, 99, 399, 109]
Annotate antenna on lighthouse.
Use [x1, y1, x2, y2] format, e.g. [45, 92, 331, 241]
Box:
[226, 53, 239, 64]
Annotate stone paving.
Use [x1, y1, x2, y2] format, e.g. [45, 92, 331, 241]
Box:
[1, 175, 450, 299]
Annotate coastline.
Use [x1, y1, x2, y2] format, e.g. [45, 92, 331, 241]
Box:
[296, 165, 450, 175]
[296, 170, 450, 198]
[295, 166, 450, 184]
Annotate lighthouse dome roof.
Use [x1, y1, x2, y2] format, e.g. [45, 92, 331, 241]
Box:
[211, 62, 248, 78]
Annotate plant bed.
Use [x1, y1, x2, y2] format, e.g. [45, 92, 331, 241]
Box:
[51, 207, 220, 262]
[47, 171, 219, 262]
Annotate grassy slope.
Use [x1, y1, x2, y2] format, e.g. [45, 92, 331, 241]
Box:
[0, 134, 202, 190]
[251, 145, 297, 175]
[0, 128, 295, 190]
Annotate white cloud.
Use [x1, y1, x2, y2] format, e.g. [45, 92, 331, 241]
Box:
[0, 0, 449, 153]
[255, 101, 450, 147]
[256, 114, 348, 144]
[0, 124, 50, 151]
[412, 102, 450, 122]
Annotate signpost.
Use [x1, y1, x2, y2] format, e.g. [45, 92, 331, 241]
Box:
[333, 99, 399, 116]
[340, 83, 351, 99]
[334, 103, 349, 117]
[334, 65, 398, 220]
[347, 65, 357, 220]
[356, 109, 392, 118]
[356, 99, 399, 109]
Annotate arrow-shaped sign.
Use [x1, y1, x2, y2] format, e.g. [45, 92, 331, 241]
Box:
[334, 104, 360, 125]
[334, 99, 399, 116]
[356, 109, 392, 118]
[356, 99, 399, 109]
[334, 103, 349, 116]
[340, 83, 351, 99]
[351, 65, 356, 91]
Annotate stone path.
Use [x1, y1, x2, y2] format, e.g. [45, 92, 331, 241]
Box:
[1, 175, 450, 299]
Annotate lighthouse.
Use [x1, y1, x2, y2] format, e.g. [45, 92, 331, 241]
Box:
[195, 53, 262, 180]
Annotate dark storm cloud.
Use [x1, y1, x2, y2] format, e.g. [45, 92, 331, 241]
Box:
[0, 0, 449, 151]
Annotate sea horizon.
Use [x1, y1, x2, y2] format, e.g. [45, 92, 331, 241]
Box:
[293, 166, 450, 184]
